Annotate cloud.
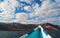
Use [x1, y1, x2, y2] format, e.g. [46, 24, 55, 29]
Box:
[20, 0, 33, 4]
[29, 0, 60, 25]
[14, 0, 60, 25]
[43, 17, 60, 26]
[14, 20, 43, 24]
[24, 6, 33, 12]
[31, 0, 60, 18]
[16, 13, 28, 20]
[0, 0, 19, 21]
[0, 0, 60, 25]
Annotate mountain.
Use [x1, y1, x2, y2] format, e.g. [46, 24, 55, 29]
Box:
[0, 22, 60, 31]
[0, 22, 37, 31]
[41, 23, 60, 31]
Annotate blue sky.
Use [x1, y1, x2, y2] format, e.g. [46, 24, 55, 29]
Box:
[0, 0, 60, 25]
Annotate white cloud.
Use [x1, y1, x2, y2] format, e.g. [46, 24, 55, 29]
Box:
[43, 17, 60, 26]
[43, 18, 58, 23]
[12, 0, 60, 25]
[0, 0, 60, 26]
[31, 0, 60, 18]
[20, 0, 33, 4]
[21, 0, 60, 25]
[16, 13, 28, 20]
[34, 0, 60, 25]
[55, 0, 60, 3]
[0, 0, 19, 21]
[24, 6, 33, 12]
[14, 20, 43, 24]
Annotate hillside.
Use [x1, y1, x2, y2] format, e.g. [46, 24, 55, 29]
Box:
[0, 22, 60, 31]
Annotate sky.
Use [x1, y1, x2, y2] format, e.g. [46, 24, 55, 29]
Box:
[0, 0, 60, 25]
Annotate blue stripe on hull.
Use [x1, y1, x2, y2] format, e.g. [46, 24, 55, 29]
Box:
[25, 28, 43, 38]
[20, 26, 52, 38]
